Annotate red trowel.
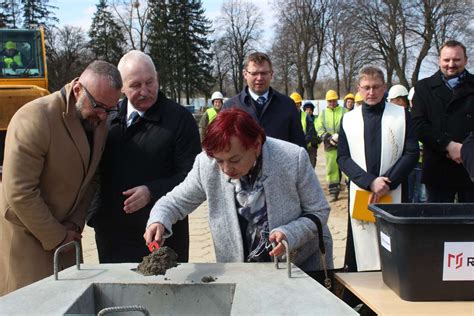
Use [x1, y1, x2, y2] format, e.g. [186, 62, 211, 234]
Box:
[147, 241, 160, 252]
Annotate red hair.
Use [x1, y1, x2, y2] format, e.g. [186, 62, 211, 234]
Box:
[202, 109, 266, 157]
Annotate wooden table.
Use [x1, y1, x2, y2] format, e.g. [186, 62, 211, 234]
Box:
[335, 272, 474, 315]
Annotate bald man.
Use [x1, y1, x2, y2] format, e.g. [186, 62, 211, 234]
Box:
[0, 61, 123, 295]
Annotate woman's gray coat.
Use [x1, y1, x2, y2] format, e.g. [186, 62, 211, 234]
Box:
[147, 137, 333, 271]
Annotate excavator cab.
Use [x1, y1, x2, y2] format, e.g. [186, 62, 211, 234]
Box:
[0, 28, 48, 87]
[0, 27, 49, 167]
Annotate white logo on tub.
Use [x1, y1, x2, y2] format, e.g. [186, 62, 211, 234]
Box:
[442, 242, 474, 281]
[380, 231, 391, 252]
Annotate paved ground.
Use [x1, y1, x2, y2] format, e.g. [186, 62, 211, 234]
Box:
[83, 146, 348, 268]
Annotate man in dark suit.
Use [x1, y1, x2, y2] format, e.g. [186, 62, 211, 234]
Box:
[222, 52, 306, 148]
[89, 50, 201, 263]
[411, 40, 474, 202]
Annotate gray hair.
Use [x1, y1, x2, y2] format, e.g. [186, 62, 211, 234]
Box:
[83, 60, 122, 89]
[117, 50, 157, 79]
[358, 66, 385, 84]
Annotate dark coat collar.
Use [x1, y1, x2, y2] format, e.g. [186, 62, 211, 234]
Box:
[112, 91, 168, 124]
[428, 70, 474, 105]
[429, 69, 474, 88]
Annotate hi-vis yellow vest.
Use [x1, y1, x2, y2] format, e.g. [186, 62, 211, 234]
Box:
[206, 108, 218, 123]
[300, 111, 307, 133]
[2, 52, 23, 68]
[315, 106, 346, 137]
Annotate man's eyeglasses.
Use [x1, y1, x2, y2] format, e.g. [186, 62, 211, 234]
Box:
[245, 70, 272, 77]
[359, 85, 384, 92]
[80, 83, 117, 114]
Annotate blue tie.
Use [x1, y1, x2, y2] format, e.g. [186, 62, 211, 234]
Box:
[128, 111, 140, 127]
[257, 96, 266, 106]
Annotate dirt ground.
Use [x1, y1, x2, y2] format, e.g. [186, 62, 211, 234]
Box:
[314, 146, 349, 269]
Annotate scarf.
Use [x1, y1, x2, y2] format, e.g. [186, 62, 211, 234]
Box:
[442, 70, 466, 90]
[231, 156, 270, 262]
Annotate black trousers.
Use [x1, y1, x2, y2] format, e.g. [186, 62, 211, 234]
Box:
[426, 185, 474, 203]
[95, 216, 189, 263]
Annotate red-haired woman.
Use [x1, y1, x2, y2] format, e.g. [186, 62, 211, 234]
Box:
[144, 109, 333, 272]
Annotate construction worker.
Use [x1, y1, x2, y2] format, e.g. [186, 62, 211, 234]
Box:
[315, 90, 347, 201]
[0, 41, 23, 70]
[354, 92, 363, 108]
[343, 93, 355, 111]
[387, 84, 409, 108]
[289, 92, 307, 132]
[199, 91, 224, 140]
[290, 92, 319, 167]
[303, 102, 321, 167]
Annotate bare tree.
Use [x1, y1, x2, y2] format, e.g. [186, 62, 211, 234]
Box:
[352, 0, 408, 87]
[352, 0, 472, 88]
[110, 0, 150, 51]
[217, 0, 262, 94]
[325, 4, 342, 96]
[274, 0, 333, 99]
[270, 24, 295, 95]
[407, 0, 471, 85]
[325, 1, 369, 94]
[210, 37, 231, 95]
[338, 32, 369, 94]
[46, 25, 91, 91]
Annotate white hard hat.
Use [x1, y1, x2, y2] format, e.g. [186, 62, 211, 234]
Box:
[387, 84, 409, 101]
[211, 91, 224, 102]
[408, 87, 415, 101]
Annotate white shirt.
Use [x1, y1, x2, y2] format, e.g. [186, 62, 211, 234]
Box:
[248, 89, 269, 103]
[126, 101, 144, 127]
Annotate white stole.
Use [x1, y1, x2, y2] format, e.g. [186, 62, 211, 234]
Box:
[343, 102, 405, 271]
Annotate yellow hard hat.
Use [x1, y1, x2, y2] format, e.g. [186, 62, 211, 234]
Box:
[354, 92, 363, 103]
[5, 41, 16, 50]
[290, 92, 302, 104]
[325, 90, 338, 101]
[344, 93, 355, 101]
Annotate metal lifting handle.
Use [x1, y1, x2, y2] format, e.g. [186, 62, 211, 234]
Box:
[53, 240, 81, 280]
[98, 305, 150, 316]
[319, 251, 332, 290]
[274, 239, 291, 278]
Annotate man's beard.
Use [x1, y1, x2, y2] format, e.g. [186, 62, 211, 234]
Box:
[76, 99, 99, 132]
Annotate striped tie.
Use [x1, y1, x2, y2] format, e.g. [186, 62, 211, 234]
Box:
[128, 111, 140, 127]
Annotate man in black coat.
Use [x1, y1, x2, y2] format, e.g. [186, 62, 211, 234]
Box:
[222, 52, 306, 148]
[411, 40, 474, 202]
[89, 50, 201, 263]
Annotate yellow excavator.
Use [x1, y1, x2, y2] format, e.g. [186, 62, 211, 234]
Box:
[0, 26, 49, 168]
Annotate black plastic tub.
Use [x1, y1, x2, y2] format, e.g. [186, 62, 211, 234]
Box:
[368, 203, 474, 301]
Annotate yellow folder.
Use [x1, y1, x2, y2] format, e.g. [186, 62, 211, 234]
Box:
[352, 190, 392, 222]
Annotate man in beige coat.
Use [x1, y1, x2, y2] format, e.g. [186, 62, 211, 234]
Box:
[0, 61, 122, 295]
